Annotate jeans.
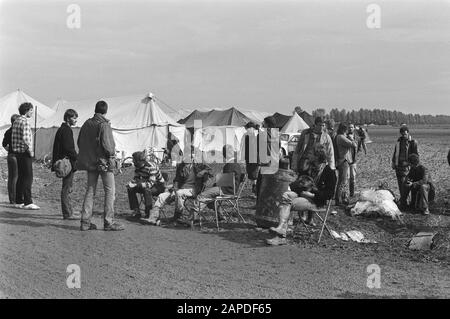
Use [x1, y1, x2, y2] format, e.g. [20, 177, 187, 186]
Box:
[349, 163, 356, 196]
[395, 166, 409, 204]
[154, 188, 194, 213]
[7, 153, 18, 204]
[127, 183, 165, 216]
[15, 152, 33, 205]
[193, 187, 221, 215]
[81, 170, 115, 227]
[61, 171, 74, 217]
[336, 161, 350, 204]
[281, 191, 318, 212]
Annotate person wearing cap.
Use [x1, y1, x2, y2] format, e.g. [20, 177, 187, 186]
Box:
[401, 154, 434, 215]
[391, 125, 418, 209]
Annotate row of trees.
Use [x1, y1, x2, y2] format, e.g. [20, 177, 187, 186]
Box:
[295, 107, 450, 125]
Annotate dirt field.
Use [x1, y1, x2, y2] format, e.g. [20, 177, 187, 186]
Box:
[0, 126, 449, 299]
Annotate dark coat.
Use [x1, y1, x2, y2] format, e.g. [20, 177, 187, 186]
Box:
[52, 123, 78, 171]
[77, 113, 116, 171]
[2, 127, 12, 153]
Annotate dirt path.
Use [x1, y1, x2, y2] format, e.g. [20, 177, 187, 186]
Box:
[0, 191, 449, 299]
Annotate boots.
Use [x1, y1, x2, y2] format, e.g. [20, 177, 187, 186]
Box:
[269, 205, 291, 237]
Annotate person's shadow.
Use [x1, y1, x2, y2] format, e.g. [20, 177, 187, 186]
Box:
[0, 210, 80, 231]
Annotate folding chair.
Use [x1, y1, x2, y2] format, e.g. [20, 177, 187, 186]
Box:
[193, 172, 247, 231]
[292, 176, 338, 243]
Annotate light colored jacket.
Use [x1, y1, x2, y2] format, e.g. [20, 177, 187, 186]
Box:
[335, 134, 357, 166]
[291, 128, 335, 171]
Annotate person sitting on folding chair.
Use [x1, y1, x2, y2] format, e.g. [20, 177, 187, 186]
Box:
[266, 145, 336, 246]
[144, 150, 212, 226]
[191, 144, 242, 222]
[127, 150, 165, 219]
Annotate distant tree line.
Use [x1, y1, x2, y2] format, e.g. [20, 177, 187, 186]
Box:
[294, 107, 450, 125]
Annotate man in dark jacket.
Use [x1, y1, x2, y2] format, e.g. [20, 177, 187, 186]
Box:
[391, 126, 419, 208]
[52, 109, 79, 220]
[2, 114, 20, 205]
[77, 101, 124, 231]
[401, 154, 433, 215]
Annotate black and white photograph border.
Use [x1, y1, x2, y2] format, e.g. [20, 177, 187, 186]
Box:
[0, 0, 449, 302]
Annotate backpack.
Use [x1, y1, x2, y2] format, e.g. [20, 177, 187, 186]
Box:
[54, 157, 72, 178]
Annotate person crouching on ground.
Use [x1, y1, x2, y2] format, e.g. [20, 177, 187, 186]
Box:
[400, 154, 434, 215]
[127, 150, 166, 220]
[266, 144, 336, 246]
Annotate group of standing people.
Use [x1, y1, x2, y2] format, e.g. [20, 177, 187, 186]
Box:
[3, 100, 125, 231]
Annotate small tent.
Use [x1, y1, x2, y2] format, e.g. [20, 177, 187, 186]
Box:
[298, 110, 314, 127]
[281, 112, 309, 133]
[272, 112, 291, 129]
[35, 93, 185, 159]
[0, 90, 55, 156]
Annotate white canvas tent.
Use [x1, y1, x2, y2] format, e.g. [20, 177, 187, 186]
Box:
[35, 93, 185, 159]
[0, 90, 55, 156]
[281, 112, 309, 133]
[0, 89, 55, 129]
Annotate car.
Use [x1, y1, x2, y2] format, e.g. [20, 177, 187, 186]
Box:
[280, 132, 302, 158]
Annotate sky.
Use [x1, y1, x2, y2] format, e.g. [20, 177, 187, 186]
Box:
[0, 0, 449, 115]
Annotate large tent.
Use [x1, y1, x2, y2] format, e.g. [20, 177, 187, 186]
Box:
[0, 90, 55, 156]
[179, 107, 253, 128]
[0, 89, 55, 130]
[35, 93, 185, 159]
[177, 107, 270, 126]
[281, 112, 310, 133]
